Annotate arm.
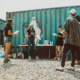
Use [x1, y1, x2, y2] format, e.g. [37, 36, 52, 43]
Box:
[57, 31, 65, 38]
[34, 36, 37, 38]
[77, 21, 80, 36]
[8, 30, 16, 35]
[26, 32, 31, 37]
[3, 31, 5, 36]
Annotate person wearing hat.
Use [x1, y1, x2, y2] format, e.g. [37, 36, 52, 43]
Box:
[3, 19, 17, 64]
[56, 9, 80, 71]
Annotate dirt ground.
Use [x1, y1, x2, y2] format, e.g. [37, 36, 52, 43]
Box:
[0, 58, 80, 80]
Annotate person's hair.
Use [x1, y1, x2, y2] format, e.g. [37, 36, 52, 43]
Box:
[6, 19, 13, 25]
[6, 22, 10, 25]
[28, 26, 34, 31]
[57, 25, 61, 28]
[75, 15, 80, 22]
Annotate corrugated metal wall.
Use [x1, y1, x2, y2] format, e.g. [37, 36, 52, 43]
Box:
[0, 19, 6, 45]
[0, 30, 3, 45]
[7, 6, 80, 47]
[0, 19, 6, 31]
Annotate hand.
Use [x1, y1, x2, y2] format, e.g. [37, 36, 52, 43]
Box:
[57, 35, 60, 37]
[57, 35, 62, 37]
[28, 35, 31, 37]
[14, 33, 17, 36]
[27, 35, 31, 37]
[35, 36, 37, 38]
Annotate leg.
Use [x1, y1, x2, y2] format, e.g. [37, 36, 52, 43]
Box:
[32, 39, 37, 57]
[49, 47, 50, 59]
[75, 46, 80, 60]
[32, 39, 39, 60]
[64, 45, 75, 71]
[27, 39, 31, 57]
[59, 46, 62, 58]
[61, 44, 70, 67]
[55, 45, 58, 58]
[75, 46, 80, 64]
[5, 42, 12, 60]
[70, 45, 75, 67]
[4, 42, 7, 59]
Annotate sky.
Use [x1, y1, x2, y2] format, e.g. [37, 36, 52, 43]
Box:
[0, 0, 80, 20]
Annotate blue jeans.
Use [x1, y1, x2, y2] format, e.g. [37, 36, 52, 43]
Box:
[27, 37, 37, 57]
[4, 37, 12, 43]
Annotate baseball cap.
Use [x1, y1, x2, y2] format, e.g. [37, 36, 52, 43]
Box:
[7, 19, 14, 23]
[68, 9, 76, 14]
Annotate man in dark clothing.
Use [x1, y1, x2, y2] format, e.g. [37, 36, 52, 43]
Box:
[56, 9, 80, 71]
[75, 15, 80, 64]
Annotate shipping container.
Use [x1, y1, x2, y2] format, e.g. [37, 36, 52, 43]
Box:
[0, 30, 3, 45]
[0, 19, 6, 31]
[6, 5, 80, 50]
[0, 19, 6, 45]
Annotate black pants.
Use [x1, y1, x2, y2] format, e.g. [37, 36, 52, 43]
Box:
[75, 46, 80, 60]
[61, 44, 78, 67]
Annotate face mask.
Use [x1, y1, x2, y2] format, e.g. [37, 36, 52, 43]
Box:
[31, 26, 34, 28]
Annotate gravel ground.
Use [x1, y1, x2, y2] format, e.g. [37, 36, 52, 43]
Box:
[0, 58, 80, 80]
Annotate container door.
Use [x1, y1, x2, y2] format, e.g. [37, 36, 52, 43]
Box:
[0, 30, 3, 45]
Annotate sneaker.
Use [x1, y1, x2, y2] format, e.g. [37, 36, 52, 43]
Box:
[54, 57, 57, 60]
[75, 60, 79, 65]
[79, 60, 80, 64]
[36, 56, 39, 60]
[66, 66, 74, 71]
[7, 58, 11, 62]
[56, 67, 64, 71]
[58, 57, 61, 60]
[28, 56, 31, 61]
[3, 59, 11, 64]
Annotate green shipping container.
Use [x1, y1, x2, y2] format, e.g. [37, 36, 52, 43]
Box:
[6, 5, 80, 48]
[0, 19, 6, 45]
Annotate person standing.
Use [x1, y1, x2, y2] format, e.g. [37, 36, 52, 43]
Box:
[56, 9, 80, 71]
[54, 25, 65, 60]
[26, 25, 39, 60]
[3, 19, 17, 64]
[75, 15, 80, 64]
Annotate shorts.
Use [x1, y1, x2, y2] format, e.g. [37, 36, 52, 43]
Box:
[4, 37, 12, 43]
